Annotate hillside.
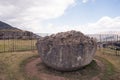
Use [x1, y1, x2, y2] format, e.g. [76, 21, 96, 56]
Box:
[0, 21, 39, 39]
[0, 21, 20, 30]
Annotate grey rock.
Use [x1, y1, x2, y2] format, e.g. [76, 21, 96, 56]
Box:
[36, 30, 97, 71]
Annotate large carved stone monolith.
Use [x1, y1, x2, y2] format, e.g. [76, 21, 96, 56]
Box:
[36, 30, 97, 71]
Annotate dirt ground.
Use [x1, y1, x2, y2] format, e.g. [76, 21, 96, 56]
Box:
[25, 58, 69, 80]
[24, 57, 106, 80]
[0, 50, 119, 80]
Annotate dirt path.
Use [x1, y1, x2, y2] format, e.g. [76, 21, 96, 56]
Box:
[25, 58, 68, 80]
[91, 59, 105, 80]
[25, 57, 105, 80]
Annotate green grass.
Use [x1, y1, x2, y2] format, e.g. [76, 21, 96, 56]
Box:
[100, 48, 120, 56]
[97, 50, 120, 71]
[0, 51, 38, 80]
[36, 56, 117, 80]
[0, 40, 37, 53]
[95, 56, 116, 80]
[0, 50, 120, 80]
[96, 50, 120, 80]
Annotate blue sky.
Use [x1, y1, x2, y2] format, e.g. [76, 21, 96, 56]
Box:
[47, 0, 120, 25]
[0, 0, 120, 34]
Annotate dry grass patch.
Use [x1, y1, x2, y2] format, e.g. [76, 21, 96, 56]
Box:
[0, 49, 119, 80]
[0, 40, 37, 53]
[0, 51, 38, 80]
[96, 50, 120, 80]
[96, 50, 120, 71]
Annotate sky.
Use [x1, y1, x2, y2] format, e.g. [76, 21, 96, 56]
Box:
[0, 0, 120, 34]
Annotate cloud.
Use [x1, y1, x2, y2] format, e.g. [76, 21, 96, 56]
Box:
[84, 16, 120, 34]
[82, 0, 89, 3]
[41, 16, 120, 34]
[82, 0, 95, 3]
[0, 0, 119, 34]
[0, 0, 75, 30]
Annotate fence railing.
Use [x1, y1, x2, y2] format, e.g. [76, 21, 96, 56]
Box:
[0, 37, 37, 53]
[92, 34, 120, 56]
[0, 33, 120, 56]
[0, 30, 40, 53]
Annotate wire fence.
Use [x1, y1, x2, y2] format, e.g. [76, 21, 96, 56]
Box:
[0, 39, 37, 53]
[0, 30, 38, 53]
[0, 32, 120, 56]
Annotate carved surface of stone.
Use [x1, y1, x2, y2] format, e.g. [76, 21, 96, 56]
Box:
[37, 30, 97, 71]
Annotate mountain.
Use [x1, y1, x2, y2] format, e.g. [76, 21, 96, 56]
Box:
[0, 21, 21, 30]
[0, 21, 40, 39]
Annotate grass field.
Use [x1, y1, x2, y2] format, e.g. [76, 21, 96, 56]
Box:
[0, 51, 38, 80]
[0, 50, 120, 80]
[100, 48, 120, 56]
[0, 40, 37, 53]
[97, 50, 120, 72]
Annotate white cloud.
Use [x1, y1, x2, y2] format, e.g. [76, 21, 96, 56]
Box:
[85, 16, 120, 34]
[0, 0, 119, 34]
[82, 0, 95, 3]
[0, 0, 75, 30]
[82, 0, 89, 3]
[39, 16, 120, 34]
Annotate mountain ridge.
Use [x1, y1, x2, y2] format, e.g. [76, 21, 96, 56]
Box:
[0, 21, 21, 31]
[0, 21, 39, 39]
